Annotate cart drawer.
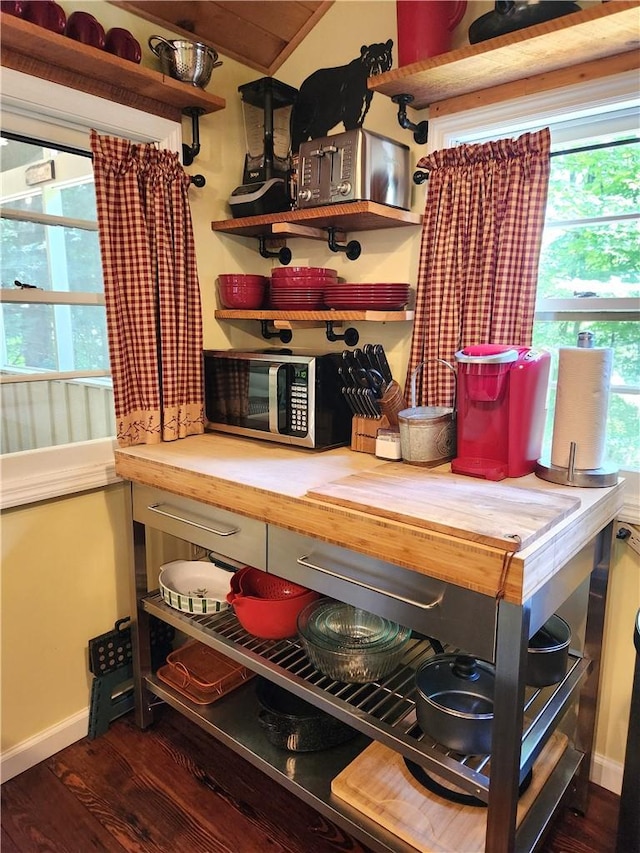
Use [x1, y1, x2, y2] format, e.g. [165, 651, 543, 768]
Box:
[133, 484, 267, 570]
[268, 526, 497, 659]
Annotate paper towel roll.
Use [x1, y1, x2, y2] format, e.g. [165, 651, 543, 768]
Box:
[550, 346, 613, 470]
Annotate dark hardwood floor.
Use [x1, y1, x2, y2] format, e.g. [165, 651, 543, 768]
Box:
[1, 706, 620, 853]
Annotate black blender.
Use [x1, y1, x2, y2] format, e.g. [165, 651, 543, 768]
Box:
[228, 77, 298, 218]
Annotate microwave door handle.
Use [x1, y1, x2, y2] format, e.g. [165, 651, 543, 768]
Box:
[268, 364, 281, 433]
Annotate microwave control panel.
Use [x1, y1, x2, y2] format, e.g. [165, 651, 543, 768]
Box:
[289, 365, 309, 435]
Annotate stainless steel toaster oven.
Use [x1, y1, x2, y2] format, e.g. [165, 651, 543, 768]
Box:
[296, 128, 411, 210]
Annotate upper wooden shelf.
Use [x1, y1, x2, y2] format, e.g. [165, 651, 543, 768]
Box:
[369, 2, 639, 114]
[0, 12, 225, 122]
[211, 202, 422, 238]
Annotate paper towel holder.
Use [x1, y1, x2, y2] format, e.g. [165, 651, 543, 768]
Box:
[535, 441, 618, 488]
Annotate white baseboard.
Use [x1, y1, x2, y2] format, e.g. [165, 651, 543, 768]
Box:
[1, 711, 625, 797]
[590, 751, 624, 795]
[0, 709, 89, 784]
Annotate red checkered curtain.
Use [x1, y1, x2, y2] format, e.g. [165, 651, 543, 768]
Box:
[90, 131, 204, 446]
[406, 128, 551, 407]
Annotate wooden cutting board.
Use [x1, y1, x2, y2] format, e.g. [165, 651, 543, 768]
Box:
[331, 733, 568, 853]
[306, 467, 580, 551]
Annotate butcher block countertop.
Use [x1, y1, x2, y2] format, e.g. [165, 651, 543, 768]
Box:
[114, 433, 624, 605]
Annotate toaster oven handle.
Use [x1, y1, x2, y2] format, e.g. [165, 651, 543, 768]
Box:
[268, 364, 282, 434]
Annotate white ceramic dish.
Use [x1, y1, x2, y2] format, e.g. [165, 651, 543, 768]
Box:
[159, 560, 234, 614]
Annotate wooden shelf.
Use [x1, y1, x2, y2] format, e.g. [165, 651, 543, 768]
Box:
[0, 12, 225, 122]
[211, 202, 422, 238]
[215, 309, 414, 325]
[369, 1, 639, 115]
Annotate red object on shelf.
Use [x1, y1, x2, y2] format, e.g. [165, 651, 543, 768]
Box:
[452, 344, 550, 481]
[396, 0, 467, 66]
[217, 274, 267, 309]
[22, 0, 66, 33]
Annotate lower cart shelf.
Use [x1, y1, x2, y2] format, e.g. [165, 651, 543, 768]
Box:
[142, 593, 590, 802]
[146, 669, 583, 853]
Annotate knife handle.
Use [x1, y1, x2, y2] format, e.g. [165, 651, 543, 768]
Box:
[373, 344, 393, 384]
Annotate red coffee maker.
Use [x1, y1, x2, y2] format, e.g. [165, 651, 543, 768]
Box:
[452, 344, 550, 481]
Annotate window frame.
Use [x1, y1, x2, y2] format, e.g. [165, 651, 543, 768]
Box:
[425, 70, 639, 522]
[0, 68, 182, 510]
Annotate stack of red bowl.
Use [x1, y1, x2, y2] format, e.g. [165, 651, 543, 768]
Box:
[218, 274, 268, 309]
[324, 282, 410, 310]
[269, 266, 337, 310]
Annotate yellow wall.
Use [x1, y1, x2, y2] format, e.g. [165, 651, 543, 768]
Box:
[1, 0, 636, 789]
[1, 485, 132, 748]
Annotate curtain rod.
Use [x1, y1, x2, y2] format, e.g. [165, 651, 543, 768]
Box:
[414, 135, 639, 184]
[1, 130, 205, 186]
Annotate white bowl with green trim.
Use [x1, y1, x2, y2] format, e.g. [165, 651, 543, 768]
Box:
[159, 560, 234, 615]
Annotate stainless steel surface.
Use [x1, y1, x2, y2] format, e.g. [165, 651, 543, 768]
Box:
[142, 590, 591, 807]
[133, 484, 267, 569]
[535, 457, 619, 487]
[147, 503, 239, 536]
[515, 748, 585, 853]
[131, 509, 155, 729]
[485, 601, 530, 852]
[297, 129, 410, 211]
[571, 522, 614, 813]
[128, 484, 616, 853]
[296, 554, 443, 611]
[148, 36, 222, 88]
[146, 677, 417, 853]
[269, 526, 497, 658]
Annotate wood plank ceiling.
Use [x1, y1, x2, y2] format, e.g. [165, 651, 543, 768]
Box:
[110, 1, 334, 75]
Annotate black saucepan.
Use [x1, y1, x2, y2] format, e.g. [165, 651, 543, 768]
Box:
[415, 654, 495, 756]
[527, 614, 571, 688]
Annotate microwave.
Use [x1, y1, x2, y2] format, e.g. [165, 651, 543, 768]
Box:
[203, 349, 352, 449]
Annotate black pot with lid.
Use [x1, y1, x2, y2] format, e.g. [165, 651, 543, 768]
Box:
[255, 678, 357, 753]
[415, 654, 495, 755]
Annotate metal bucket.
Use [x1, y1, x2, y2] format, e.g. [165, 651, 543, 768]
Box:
[398, 359, 456, 466]
[148, 36, 222, 88]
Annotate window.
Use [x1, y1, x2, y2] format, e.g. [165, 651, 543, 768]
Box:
[1, 134, 114, 453]
[428, 71, 639, 520]
[534, 131, 639, 471]
[0, 68, 181, 508]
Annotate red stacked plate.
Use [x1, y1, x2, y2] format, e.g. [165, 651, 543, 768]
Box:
[269, 266, 337, 310]
[324, 283, 410, 310]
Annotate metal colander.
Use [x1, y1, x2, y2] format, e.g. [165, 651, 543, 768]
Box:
[148, 36, 222, 88]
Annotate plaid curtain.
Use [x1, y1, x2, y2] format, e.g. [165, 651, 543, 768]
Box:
[406, 128, 551, 407]
[90, 131, 204, 446]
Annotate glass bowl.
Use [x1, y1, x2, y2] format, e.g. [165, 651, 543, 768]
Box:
[299, 599, 404, 649]
[297, 598, 411, 683]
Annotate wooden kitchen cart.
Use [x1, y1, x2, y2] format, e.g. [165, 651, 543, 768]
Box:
[116, 434, 623, 853]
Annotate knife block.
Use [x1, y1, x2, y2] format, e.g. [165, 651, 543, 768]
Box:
[351, 415, 390, 454]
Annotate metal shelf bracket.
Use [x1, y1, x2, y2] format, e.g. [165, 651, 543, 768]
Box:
[391, 93, 429, 145]
[327, 227, 361, 261]
[258, 236, 292, 265]
[325, 321, 359, 346]
[260, 320, 292, 344]
[182, 107, 206, 166]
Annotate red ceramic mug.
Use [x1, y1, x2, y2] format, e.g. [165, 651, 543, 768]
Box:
[22, 0, 66, 34]
[65, 11, 106, 49]
[104, 28, 142, 63]
[0, 1, 25, 17]
[396, 0, 467, 65]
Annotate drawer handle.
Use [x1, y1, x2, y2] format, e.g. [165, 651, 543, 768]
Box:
[297, 555, 442, 610]
[147, 504, 240, 537]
